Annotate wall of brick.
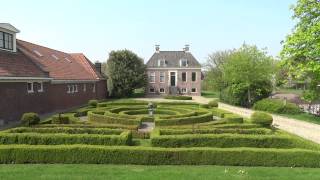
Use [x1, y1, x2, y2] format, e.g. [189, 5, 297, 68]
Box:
[146, 69, 201, 96]
[0, 80, 107, 123]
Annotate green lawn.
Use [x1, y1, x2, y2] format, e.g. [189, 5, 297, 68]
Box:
[0, 165, 320, 180]
[201, 90, 220, 98]
[279, 113, 320, 125]
[274, 87, 304, 96]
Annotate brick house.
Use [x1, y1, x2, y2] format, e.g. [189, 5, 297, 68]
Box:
[146, 45, 201, 96]
[0, 23, 107, 124]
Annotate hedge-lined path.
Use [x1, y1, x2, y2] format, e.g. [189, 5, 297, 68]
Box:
[138, 122, 155, 132]
[135, 96, 320, 144]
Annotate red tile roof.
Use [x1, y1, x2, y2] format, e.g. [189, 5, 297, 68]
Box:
[16, 40, 104, 80]
[0, 49, 48, 77]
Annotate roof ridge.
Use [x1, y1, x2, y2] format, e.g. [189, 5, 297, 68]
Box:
[17, 39, 72, 55]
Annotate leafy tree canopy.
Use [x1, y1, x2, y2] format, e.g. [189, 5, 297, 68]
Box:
[106, 50, 147, 97]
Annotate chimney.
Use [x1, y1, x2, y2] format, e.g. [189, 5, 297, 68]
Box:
[95, 62, 102, 74]
[155, 45, 160, 53]
[183, 44, 190, 52]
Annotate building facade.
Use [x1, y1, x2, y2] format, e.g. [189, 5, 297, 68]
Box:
[0, 23, 107, 124]
[146, 45, 201, 96]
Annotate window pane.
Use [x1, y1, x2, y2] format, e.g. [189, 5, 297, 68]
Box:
[4, 40, 8, 49]
[0, 32, 3, 40]
[182, 72, 186, 82]
[4, 33, 9, 41]
[0, 40, 3, 48]
[8, 41, 12, 49]
[192, 72, 196, 81]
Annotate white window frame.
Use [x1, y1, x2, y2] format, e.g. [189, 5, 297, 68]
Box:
[191, 72, 197, 82]
[159, 88, 165, 93]
[158, 59, 166, 67]
[27, 82, 34, 93]
[93, 84, 96, 93]
[181, 88, 187, 94]
[180, 59, 188, 67]
[191, 88, 197, 93]
[38, 82, 44, 92]
[149, 87, 155, 93]
[168, 71, 178, 87]
[83, 84, 86, 92]
[75, 85, 78, 93]
[67, 85, 71, 94]
[149, 72, 156, 83]
[181, 72, 187, 82]
[159, 72, 165, 83]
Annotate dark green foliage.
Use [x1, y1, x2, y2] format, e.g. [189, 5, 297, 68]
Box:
[6, 127, 124, 135]
[140, 116, 154, 122]
[37, 123, 139, 130]
[88, 100, 98, 107]
[0, 131, 132, 146]
[253, 98, 301, 114]
[208, 100, 219, 107]
[223, 114, 243, 123]
[0, 145, 320, 167]
[155, 112, 213, 126]
[199, 104, 210, 108]
[21, 112, 40, 126]
[52, 114, 70, 124]
[251, 111, 273, 127]
[106, 50, 147, 97]
[164, 96, 192, 100]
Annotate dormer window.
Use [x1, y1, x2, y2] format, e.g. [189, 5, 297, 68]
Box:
[33, 50, 43, 57]
[0, 31, 13, 51]
[180, 59, 188, 67]
[158, 59, 166, 67]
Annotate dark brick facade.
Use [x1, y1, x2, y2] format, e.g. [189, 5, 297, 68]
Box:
[0, 80, 107, 123]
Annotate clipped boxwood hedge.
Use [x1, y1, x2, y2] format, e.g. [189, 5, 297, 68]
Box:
[21, 112, 40, 126]
[52, 114, 70, 124]
[1, 145, 320, 167]
[223, 114, 243, 123]
[0, 131, 132, 146]
[88, 111, 141, 125]
[253, 98, 301, 114]
[6, 127, 124, 135]
[155, 112, 213, 126]
[151, 130, 304, 148]
[212, 108, 232, 118]
[208, 99, 219, 108]
[251, 111, 273, 127]
[164, 95, 192, 100]
[159, 128, 273, 135]
[36, 123, 139, 130]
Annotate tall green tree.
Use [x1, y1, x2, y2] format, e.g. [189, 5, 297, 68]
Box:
[106, 50, 147, 97]
[221, 44, 275, 107]
[281, 0, 320, 101]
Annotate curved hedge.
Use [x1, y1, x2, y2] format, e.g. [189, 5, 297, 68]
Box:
[155, 112, 213, 126]
[251, 111, 273, 127]
[1, 145, 320, 167]
[88, 111, 141, 125]
[159, 128, 273, 135]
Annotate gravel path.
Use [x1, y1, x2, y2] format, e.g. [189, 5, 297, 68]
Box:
[135, 96, 320, 144]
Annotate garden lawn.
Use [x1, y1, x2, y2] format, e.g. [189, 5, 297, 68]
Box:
[0, 165, 320, 180]
[279, 113, 320, 125]
[201, 90, 220, 98]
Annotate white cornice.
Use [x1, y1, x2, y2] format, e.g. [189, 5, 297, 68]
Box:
[147, 67, 201, 70]
[0, 77, 52, 82]
[51, 79, 101, 84]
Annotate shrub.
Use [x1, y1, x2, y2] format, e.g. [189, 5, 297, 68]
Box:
[253, 98, 301, 114]
[0, 145, 320, 167]
[151, 132, 304, 149]
[164, 96, 192, 100]
[199, 104, 210, 108]
[6, 127, 124, 135]
[37, 123, 139, 130]
[208, 99, 219, 107]
[0, 131, 132, 146]
[21, 113, 40, 126]
[212, 108, 232, 118]
[251, 111, 273, 127]
[223, 114, 243, 123]
[159, 128, 273, 135]
[52, 114, 70, 124]
[155, 112, 213, 126]
[88, 111, 141, 125]
[88, 99, 98, 107]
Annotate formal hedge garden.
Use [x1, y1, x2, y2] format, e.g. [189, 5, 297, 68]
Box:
[1, 99, 320, 167]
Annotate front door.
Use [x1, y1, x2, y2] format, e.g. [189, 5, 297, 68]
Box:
[170, 72, 176, 86]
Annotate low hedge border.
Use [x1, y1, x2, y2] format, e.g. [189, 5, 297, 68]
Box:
[150, 130, 308, 149]
[0, 131, 132, 146]
[36, 124, 139, 130]
[212, 108, 232, 118]
[159, 128, 273, 135]
[88, 111, 141, 125]
[5, 127, 124, 135]
[0, 145, 320, 167]
[163, 95, 193, 100]
[223, 114, 244, 123]
[155, 112, 213, 126]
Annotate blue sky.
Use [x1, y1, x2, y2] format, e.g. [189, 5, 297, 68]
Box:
[1, 0, 296, 63]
